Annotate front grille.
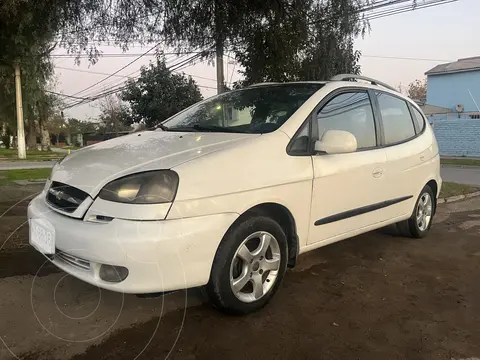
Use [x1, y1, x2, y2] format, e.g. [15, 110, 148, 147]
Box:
[56, 250, 90, 271]
[46, 181, 89, 213]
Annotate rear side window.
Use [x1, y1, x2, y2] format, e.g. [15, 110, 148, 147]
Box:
[411, 106, 426, 133]
[316, 92, 377, 149]
[375, 92, 415, 145]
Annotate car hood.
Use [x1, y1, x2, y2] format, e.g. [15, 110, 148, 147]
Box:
[52, 130, 257, 196]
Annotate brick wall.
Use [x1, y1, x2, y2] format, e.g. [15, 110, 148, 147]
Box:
[431, 118, 480, 156]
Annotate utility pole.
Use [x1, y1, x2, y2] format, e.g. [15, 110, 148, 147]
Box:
[214, 0, 225, 94]
[216, 40, 225, 94]
[14, 61, 26, 159]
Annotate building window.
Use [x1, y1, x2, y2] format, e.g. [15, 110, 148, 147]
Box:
[469, 114, 480, 119]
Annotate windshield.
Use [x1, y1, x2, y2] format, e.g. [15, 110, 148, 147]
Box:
[161, 84, 323, 133]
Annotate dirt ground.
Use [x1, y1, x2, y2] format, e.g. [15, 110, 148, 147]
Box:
[1, 184, 480, 360]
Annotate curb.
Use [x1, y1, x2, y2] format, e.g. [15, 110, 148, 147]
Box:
[438, 191, 480, 204]
[441, 164, 480, 169]
[12, 179, 47, 186]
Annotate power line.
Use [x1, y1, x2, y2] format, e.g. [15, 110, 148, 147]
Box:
[55, 66, 131, 78]
[306, 0, 457, 25]
[57, 64, 217, 108]
[70, 53, 195, 102]
[361, 54, 454, 62]
[45, 90, 92, 100]
[50, 51, 207, 58]
[61, 54, 184, 106]
[61, 52, 210, 110]
[70, 42, 161, 97]
[65, 50, 212, 103]
[363, 0, 457, 20]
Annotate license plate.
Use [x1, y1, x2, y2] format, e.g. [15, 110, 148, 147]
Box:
[29, 218, 55, 254]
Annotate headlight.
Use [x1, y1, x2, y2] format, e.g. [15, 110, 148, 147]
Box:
[98, 170, 179, 204]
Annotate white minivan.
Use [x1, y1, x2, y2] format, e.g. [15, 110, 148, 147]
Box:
[28, 74, 441, 314]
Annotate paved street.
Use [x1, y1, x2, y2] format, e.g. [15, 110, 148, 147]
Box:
[1, 184, 480, 360]
[441, 165, 480, 186]
[0, 160, 57, 170]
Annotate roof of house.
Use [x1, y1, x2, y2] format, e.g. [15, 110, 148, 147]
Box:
[420, 103, 452, 116]
[425, 56, 480, 76]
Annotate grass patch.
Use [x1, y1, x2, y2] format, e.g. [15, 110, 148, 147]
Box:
[0, 149, 55, 156]
[0, 149, 61, 162]
[440, 182, 479, 198]
[441, 158, 480, 167]
[0, 169, 51, 185]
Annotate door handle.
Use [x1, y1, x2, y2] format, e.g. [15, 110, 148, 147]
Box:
[372, 168, 383, 178]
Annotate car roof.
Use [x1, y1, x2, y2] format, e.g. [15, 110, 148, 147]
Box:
[247, 74, 420, 109]
[248, 81, 327, 87]
[248, 74, 397, 93]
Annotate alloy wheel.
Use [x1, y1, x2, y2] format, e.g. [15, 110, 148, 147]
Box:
[416, 192, 433, 231]
[229, 231, 281, 303]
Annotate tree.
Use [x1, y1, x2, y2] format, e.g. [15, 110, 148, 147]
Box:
[407, 78, 427, 102]
[98, 95, 132, 135]
[47, 113, 66, 145]
[232, 1, 364, 85]
[121, 56, 203, 128]
[36, 92, 64, 150]
[0, 58, 55, 150]
[66, 118, 98, 135]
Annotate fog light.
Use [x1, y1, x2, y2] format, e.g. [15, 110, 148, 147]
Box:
[99, 264, 129, 283]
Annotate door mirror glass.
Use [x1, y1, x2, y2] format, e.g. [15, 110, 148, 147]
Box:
[314, 130, 357, 154]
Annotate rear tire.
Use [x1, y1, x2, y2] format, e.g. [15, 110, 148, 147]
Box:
[396, 185, 435, 238]
[205, 216, 288, 315]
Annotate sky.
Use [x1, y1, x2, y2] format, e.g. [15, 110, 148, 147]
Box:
[56, 0, 480, 120]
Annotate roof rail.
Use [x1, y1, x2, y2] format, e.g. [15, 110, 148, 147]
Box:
[247, 82, 281, 87]
[330, 74, 397, 92]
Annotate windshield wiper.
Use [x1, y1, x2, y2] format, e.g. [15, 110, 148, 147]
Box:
[163, 125, 247, 133]
[155, 123, 170, 131]
[191, 125, 247, 133]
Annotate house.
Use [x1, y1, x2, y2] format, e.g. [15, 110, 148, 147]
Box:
[423, 57, 480, 157]
[425, 56, 480, 117]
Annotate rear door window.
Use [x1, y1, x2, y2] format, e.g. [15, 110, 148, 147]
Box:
[375, 92, 416, 145]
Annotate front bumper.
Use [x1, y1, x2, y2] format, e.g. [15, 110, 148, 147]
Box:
[27, 193, 238, 293]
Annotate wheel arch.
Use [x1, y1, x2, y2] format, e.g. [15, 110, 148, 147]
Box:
[227, 202, 299, 268]
[425, 179, 439, 214]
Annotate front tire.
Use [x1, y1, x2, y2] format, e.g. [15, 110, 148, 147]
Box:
[205, 216, 288, 315]
[397, 185, 435, 238]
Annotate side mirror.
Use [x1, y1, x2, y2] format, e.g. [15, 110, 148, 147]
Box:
[314, 130, 357, 155]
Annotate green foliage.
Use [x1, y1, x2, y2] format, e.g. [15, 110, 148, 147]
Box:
[1, 0, 368, 73]
[0, 0, 57, 147]
[66, 118, 98, 134]
[98, 95, 132, 134]
[121, 56, 203, 128]
[47, 114, 66, 136]
[440, 182, 478, 199]
[1, 134, 11, 149]
[0, 0, 373, 134]
[233, 0, 364, 85]
[0, 168, 52, 185]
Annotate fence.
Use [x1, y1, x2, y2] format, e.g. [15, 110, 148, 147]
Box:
[429, 117, 480, 157]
